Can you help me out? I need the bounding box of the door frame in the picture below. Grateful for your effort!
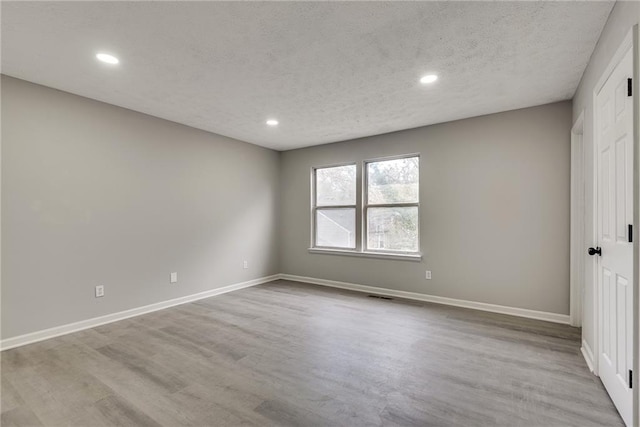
[570,111,585,328]
[590,27,637,424]
[633,24,639,427]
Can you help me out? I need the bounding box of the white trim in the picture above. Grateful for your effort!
[0,275,280,351]
[591,92,600,375]
[582,339,596,374]
[590,75,601,375]
[570,111,585,327]
[308,248,422,262]
[0,272,575,352]
[633,24,640,426]
[281,274,570,324]
[593,31,633,95]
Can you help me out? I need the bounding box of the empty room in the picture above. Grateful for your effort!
[1,1,639,426]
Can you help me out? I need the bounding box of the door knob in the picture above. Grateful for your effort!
[588,247,602,256]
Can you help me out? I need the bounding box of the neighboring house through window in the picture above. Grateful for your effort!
[365,156,419,253]
[313,164,357,249]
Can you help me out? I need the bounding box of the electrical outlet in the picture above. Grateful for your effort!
[170,272,178,283]
[425,270,432,280]
[95,285,105,298]
[243,260,248,269]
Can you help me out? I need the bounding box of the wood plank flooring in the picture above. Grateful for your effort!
[1,280,623,426]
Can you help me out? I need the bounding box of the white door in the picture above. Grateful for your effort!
[596,48,633,426]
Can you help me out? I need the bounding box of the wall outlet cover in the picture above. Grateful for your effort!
[95,285,105,298]
[170,272,178,283]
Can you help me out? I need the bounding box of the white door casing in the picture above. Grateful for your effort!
[571,113,585,328]
[596,48,634,426]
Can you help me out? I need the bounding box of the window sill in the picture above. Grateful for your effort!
[308,248,422,262]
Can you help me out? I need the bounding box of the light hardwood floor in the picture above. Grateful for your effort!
[1,280,623,426]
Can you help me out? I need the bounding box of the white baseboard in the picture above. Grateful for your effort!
[280,274,571,325]
[581,339,596,373]
[0,275,280,351]
[2,273,573,351]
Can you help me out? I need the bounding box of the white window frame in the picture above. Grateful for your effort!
[364,154,420,255]
[311,163,359,251]
[309,154,421,261]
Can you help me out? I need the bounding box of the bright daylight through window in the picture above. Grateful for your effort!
[312,156,419,255]
[314,164,357,249]
[366,156,419,252]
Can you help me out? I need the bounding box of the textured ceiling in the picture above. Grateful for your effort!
[1,1,614,151]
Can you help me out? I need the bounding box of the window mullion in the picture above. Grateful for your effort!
[363,160,371,252]
[355,162,363,252]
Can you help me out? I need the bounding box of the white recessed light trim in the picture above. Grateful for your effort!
[420,74,438,84]
[266,119,279,126]
[96,53,119,65]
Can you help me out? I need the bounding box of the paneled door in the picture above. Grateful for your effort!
[595,47,633,427]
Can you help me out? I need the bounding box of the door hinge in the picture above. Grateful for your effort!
[628,224,633,243]
[628,78,633,97]
[629,370,633,388]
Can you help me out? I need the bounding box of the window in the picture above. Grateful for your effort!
[366,157,419,253]
[313,164,357,249]
[312,155,420,257]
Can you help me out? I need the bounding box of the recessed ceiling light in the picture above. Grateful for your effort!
[420,74,438,84]
[266,119,279,126]
[96,53,119,65]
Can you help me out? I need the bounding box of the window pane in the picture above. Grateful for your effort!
[367,207,418,252]
[316,165,356,206]
[316,208,356,248]
[367,157,419,204]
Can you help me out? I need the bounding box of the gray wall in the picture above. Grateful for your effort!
[280,102,572,315]
[1,74,574,340]
[1,76,280,339]
[571,1,640,366]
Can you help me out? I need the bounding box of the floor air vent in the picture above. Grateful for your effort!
[368,295,393,300]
